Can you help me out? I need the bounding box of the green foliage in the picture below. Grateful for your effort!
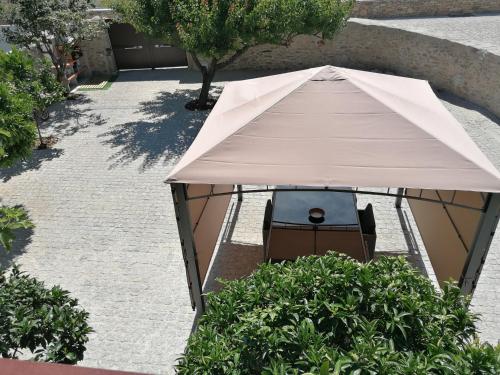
[0,206,33,251]
[172,0,353,59]
[5,0,106,83]
[178,253,500,374]
[109,0,354,106]
[111,0,353,59]
[0,81,37,166]
[0,265,92,363]
[0,49,65,113]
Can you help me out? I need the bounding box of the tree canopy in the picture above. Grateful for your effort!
[0,49,65,113]
[110,0,354,108]
[5,0,105,89]
[0,49,65,146]
[178,253,500,374]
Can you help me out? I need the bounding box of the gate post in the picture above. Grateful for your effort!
[460,193,500,294]
[171,183,205,317]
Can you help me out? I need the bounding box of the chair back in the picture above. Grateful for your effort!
[361,203,376,235]
[262,199,273,251]
[359,203,376,259]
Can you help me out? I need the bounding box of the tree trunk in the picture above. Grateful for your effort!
[197,60,216,108]
[56,64,70,93]
[39,43,70,93]
[198,72,213,108]
[33,111,46,149]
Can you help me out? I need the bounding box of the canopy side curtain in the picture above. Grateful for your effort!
[407,190,500,293]
[171,183,233,312]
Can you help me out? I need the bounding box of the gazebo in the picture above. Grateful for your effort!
[167,66,500,314]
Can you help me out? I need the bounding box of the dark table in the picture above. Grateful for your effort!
[267,186,367,261]
[272,186,359,226]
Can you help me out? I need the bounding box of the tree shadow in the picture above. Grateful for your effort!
[99,88,220,171]
[0,148,64,183]
[46,95,107,139]
[0,205,35,269]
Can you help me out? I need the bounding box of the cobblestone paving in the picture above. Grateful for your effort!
[0,69,209,374]
[0,69,499,374]
[355,14,500,55]
[439,93,500,344]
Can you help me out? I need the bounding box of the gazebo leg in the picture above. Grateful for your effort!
[237,185,243,202]
[171,183,205,318]
[395,188,405,208]
[460,193,500,294]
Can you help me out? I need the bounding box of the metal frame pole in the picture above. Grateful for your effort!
[395,188,405,208]
[186,187,482,212]
[171,183,205,316]
[237,184,243,202]
[460,193,500,294]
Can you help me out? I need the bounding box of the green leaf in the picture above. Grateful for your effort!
[320,360,330,375]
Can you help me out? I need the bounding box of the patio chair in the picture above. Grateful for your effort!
[358,203,376,260]
[263,199,273,255]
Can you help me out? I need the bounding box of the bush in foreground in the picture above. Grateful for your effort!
[178,253,500,374]
[0,266,92,363]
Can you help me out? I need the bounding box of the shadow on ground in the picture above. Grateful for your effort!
[114,67,283,84]
[48,95,107,138]
[204,201,264,293]
[0,148,64,183]
[0,205,35,269]
[437,89,500,125]
[99,89,219,171]
[388,207,429,278]
[1,95,107,182]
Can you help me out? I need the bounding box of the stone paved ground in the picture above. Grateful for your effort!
[439,93,500,344]
[355,14,500,55]
[0,69,499,374]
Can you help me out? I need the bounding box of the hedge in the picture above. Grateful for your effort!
[178,252,500,374]
[0,266,92,363]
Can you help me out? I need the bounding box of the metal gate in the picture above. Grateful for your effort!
[109,23,187,69]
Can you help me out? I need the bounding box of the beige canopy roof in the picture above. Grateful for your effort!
[167,66,500,192]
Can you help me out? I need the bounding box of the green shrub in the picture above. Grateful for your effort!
[0,48,65,113]
[0,81,37,167]
[0,266,92,363]
[0,206,34,251]
[178,253,500,374]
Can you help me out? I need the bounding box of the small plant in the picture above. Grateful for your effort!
[0,206,33,251]
[178,252,500,374]
[0,265,92,363]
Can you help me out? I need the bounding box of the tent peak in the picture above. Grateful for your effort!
[310,66,346,82]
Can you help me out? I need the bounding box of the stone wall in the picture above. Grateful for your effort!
[79,29,117,77]
[221,20,500,118]
[352,0,500,18]
[0,26,11,52]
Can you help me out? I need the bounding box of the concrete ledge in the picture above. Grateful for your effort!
[352,0,500,18]
[222,20,500,118]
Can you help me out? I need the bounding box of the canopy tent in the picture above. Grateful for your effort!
[168,66,500,315]
[167,66,500,192]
